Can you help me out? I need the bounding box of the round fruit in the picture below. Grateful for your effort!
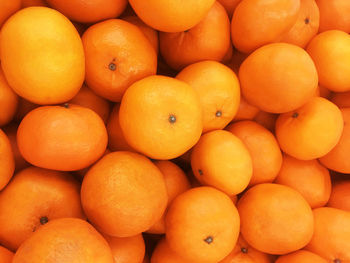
[0,68,18,126]
[327,180,350,212]
[275,250,327,263]
[0,0,21,27]
[0,129,14,191]
[317,0,350,33]
[0,246,13,263]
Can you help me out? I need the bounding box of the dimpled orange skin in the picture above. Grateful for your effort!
[276,97,343,160]
[17,104,108,171]
[275,250,327,263]
[12,218,114,263]
[160,2,231,71]
[237,183,314,255]
[0,68,18,126]
[319,108,350,173]
[81,151,168,237]
[231,0,300,53]
[166,187,240,263]
[0,246,13,263]
[0,0,21,27]
[316,0,350,33]
[281,0,320,48]
[227,121,282,186]
[0,7,85,105]
[327,181,350,212]
[239,43,318,113]
[306,207,350,262]
[191,130,253,196]
[176,61,240,133]
[0,129,14,191]
[275,154,331,208]
[0,167,85,251]
[128,0,216,32]
[82,19,157,102]
[306,30,350,92]
[46,0,127,23]
[119,75,202,160]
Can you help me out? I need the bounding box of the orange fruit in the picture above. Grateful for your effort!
[0,166,85,251]
[331,91,350,108]
[233,96,259,121]
[81,151,168,237]
[176,60,240,133]
[17,104,108,171]
[0,246,13,263]
[274,154,331,208]
[319,108,350,173]
[119,75,202,160]
[148,160,191,234]
[68,84,111,124]
[307,30,350,92]
[191,130,253,195]
[227,121,282,186]
[166,186,240,262]
[306,207,350,262]
[0,7,85,105]
[275,250,327,263]
[0,129,14,191]
[327,180,350,212]
[128,0,216,32]
[123,15,159,54]
[281,0,320,48]
[12,218,114,263]
[159,2,230,71]
[103,234,145,263]
[218,0,241,18]
[82,19,157,102]
[237,183,314,254]
[253,111,278,132]
[276,97,343,160]
[0,0,21,27]
[239,43,318,113]
[0,66,18,126]
[107,104,135,152]
[21,0,48,7]
[151,238,193,263]
[231,0,300,53]
[317,0,350,33]
[46,0,127,23]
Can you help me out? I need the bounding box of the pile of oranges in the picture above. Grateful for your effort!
[0,0,350,262]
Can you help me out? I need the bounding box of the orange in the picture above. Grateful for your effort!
[237,183,314,254]
[46,0,127,23]
[307,30,350,92]
[12,218,114,263]
[151,238,194,263]
[17,104,108,171]
[191,130,253,195]
[128,0,216,32]
[82,19,157,102]
[253,111,278,132]
[0,7,85,105]
[306,207,350,262]
[103,234,145,263]
[327,180,350,212]
[227,121,282,186]
[119,75,202,160]
[0,166,85,251]
[274,154,331,208]
[218,0,241,18]
[159,2,230,71]
[107,104,134,152]
[21,0,47,7]
[239,43,318,113]
[176,61,240,133]
[233,96,259,121]
[81,151,168,237]
[231,0,300,53]
[148,160,191,234]
[331,91,350,108]
[319,108,350,173]
[317,0,350,33]
[68,84,111,124]
[276,97,343,160]
[0,129,14,191]
[2,124,29,172]
[275,250,327,263]
[220,235,274,263]
[281,0,320,48]
[123,15,159,54]
[0,246,13,263]
[0,66,18,126]
[166,186,240,262]
[0,0,21,27]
